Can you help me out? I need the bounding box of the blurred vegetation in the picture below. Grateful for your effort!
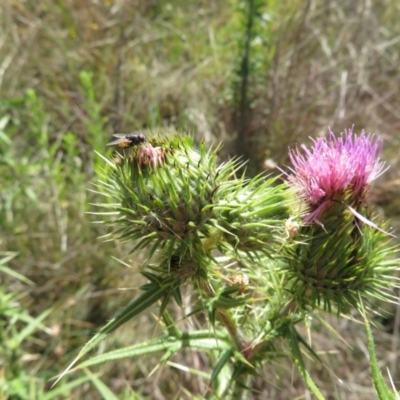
[0,0,400,398]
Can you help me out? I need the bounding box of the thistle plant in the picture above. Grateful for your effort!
[59,129,399,398]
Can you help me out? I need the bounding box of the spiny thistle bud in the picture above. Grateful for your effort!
[94,132,296,283]
[96,135,221,264]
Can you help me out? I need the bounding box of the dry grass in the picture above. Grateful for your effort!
[1,0,400,398]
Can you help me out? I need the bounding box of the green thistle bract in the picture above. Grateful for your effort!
[284,201,398,313]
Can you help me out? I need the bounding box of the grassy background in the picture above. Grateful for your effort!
[1,0,400,398]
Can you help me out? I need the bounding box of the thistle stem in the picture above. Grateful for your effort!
[199,279,246,349]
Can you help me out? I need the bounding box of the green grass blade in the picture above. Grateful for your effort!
[85,370,120,400]
[14,308,53,346]
[43,377,92,400]
[287,325,325,400]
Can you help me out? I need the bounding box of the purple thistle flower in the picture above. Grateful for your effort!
[287,127,387,223]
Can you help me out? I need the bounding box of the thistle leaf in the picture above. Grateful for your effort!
[210,348,234,384]
[362,311,396,400]
[53,279,175,386]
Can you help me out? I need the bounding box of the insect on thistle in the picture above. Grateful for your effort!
[106,133,147,149]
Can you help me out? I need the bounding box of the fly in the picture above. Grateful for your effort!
[106,133,147,149]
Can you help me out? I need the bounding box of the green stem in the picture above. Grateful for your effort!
[199,279,245,349]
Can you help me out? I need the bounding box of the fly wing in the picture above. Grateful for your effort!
[106,138,121,146]
[113,131,142,138]
[106,138,129,147]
